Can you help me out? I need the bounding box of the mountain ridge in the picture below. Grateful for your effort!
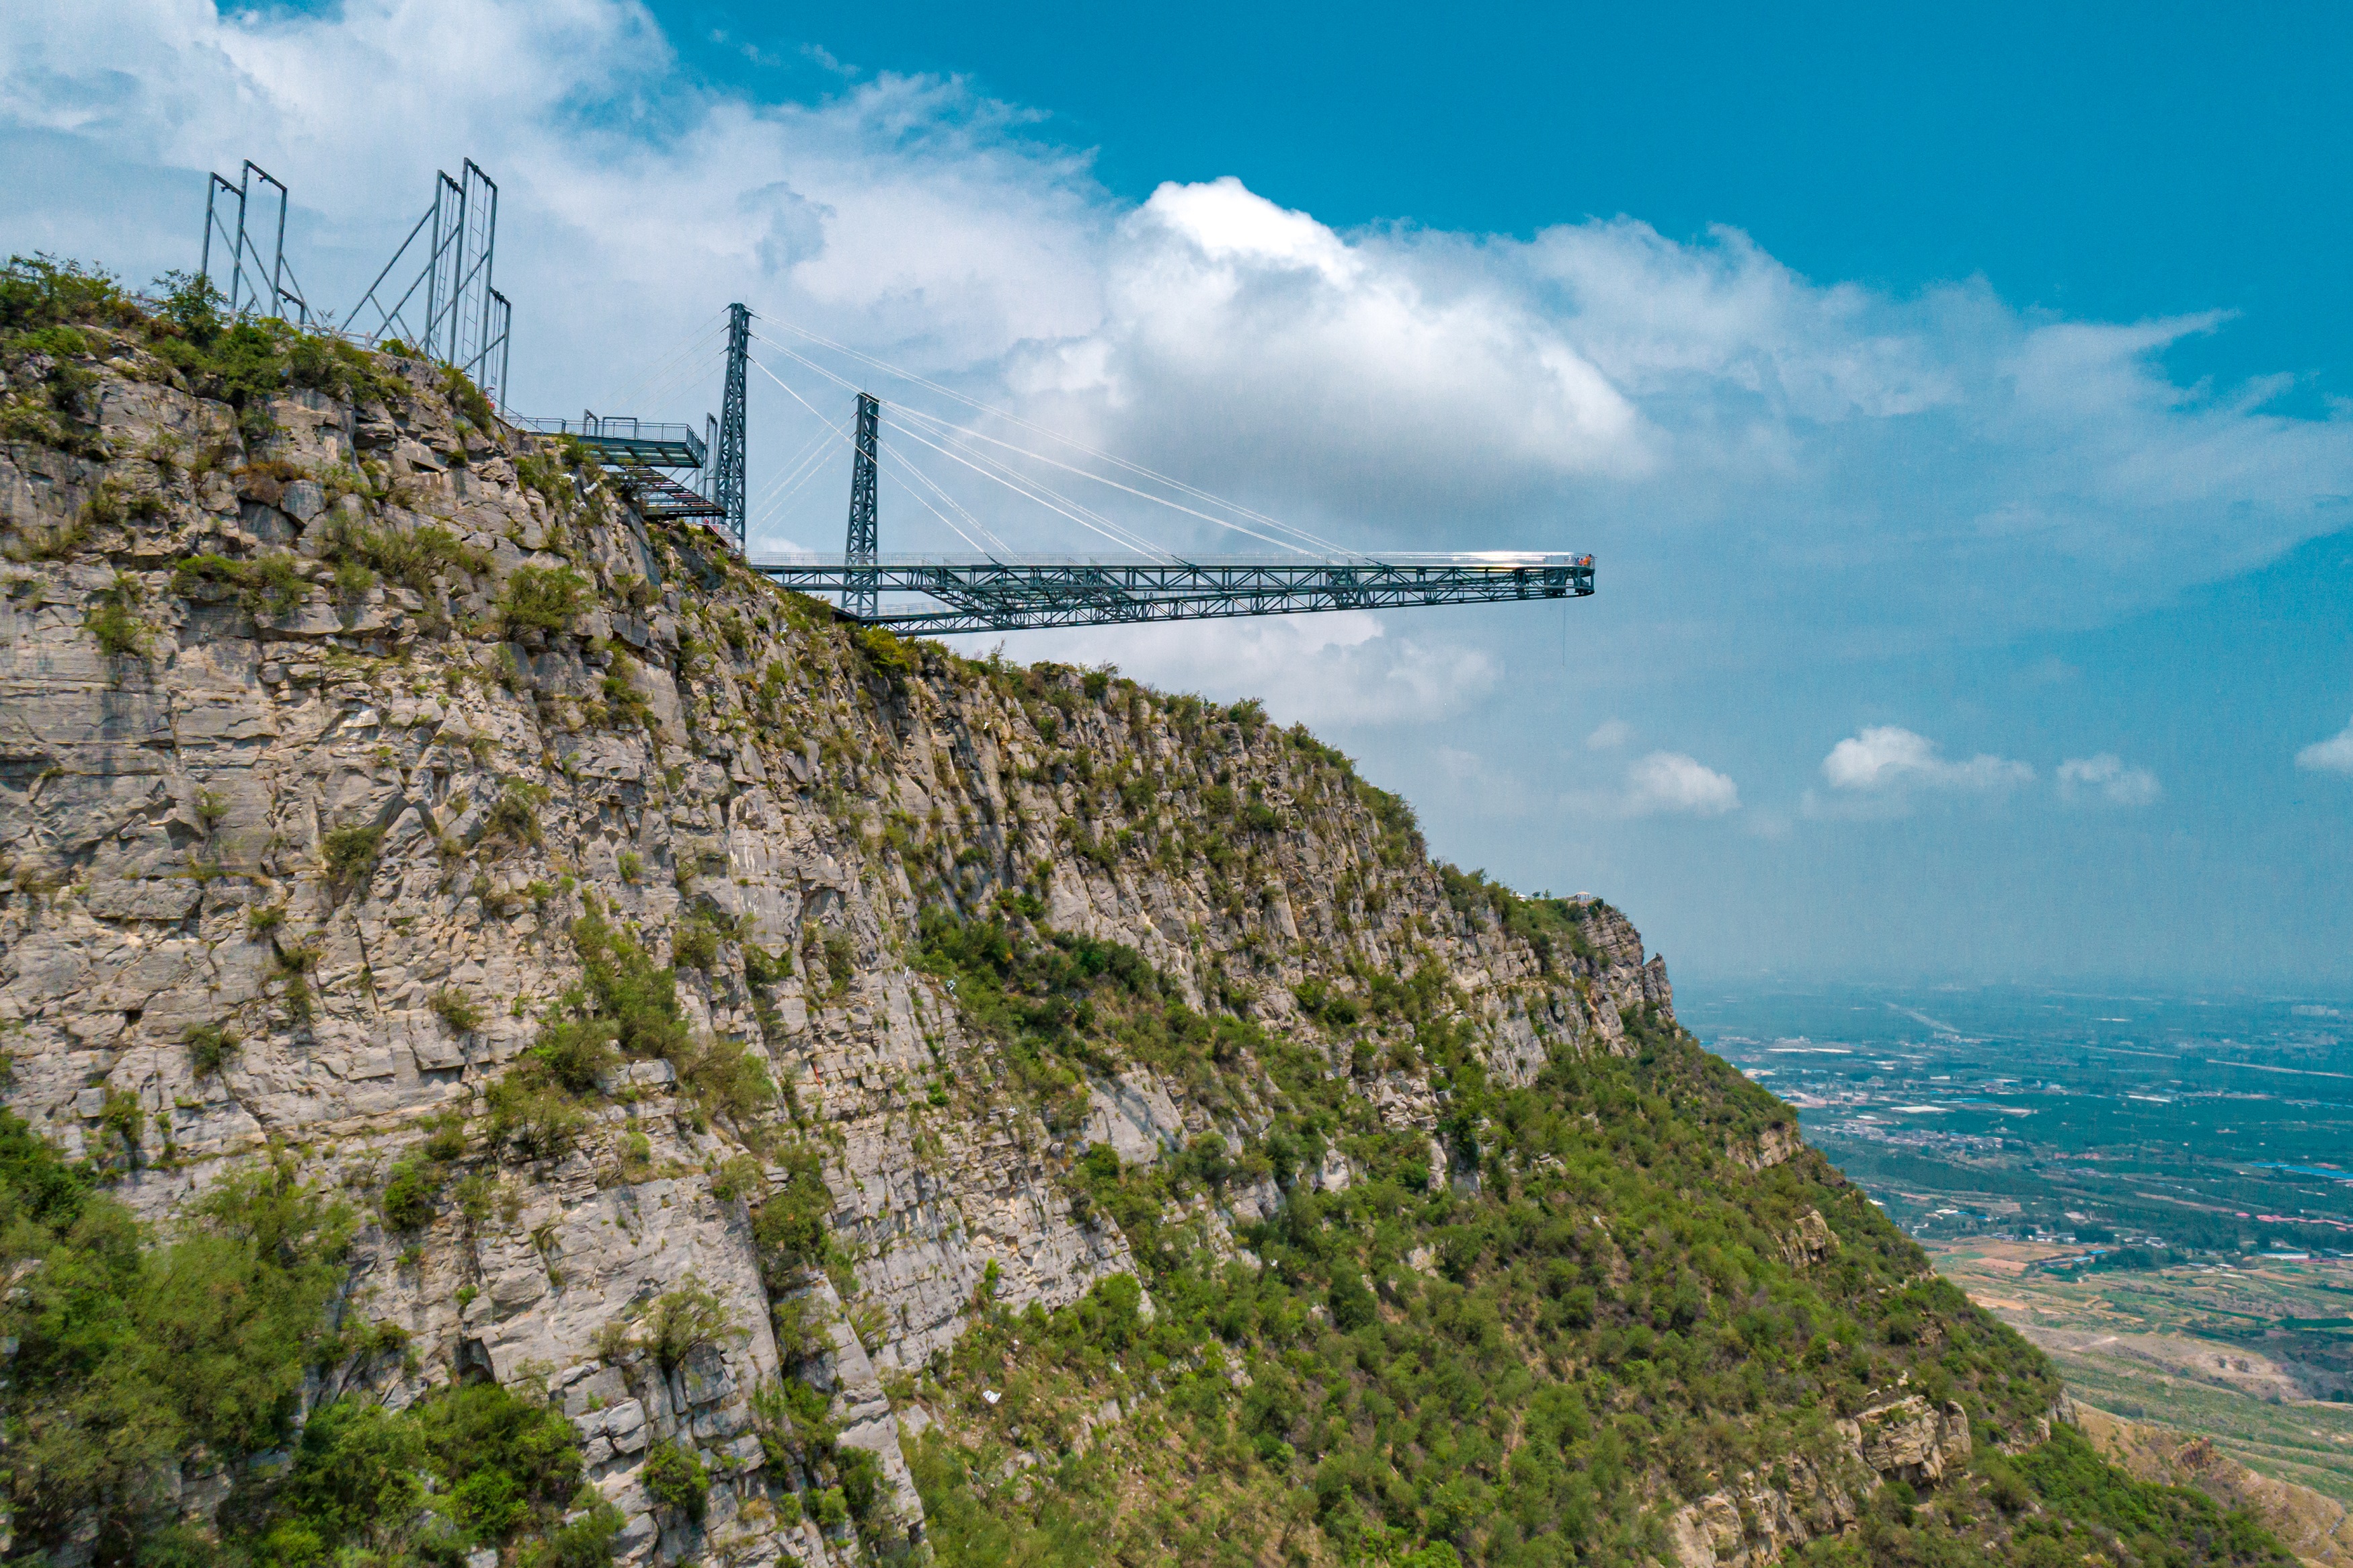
[0,257,2292,1568]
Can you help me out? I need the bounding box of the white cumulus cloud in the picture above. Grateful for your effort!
[2057,753,2162,807]
[1585,718,1632,750]
[0,0,1113,422]
[7,0,2351,630]
[1821,727,2034,794]
[1623,751,1741,817]
[2297,718,2353,776]
[1008,176,1648,520]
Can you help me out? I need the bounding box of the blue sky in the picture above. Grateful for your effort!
[5,0,2350,984]
[677,1,2353,406]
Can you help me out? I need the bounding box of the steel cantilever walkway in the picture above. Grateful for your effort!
[746,553,1595,634]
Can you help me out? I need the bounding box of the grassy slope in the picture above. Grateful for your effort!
[895,915,2288,1568]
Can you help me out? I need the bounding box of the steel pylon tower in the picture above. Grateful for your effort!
[844,392,880,618]
[715,302,750,550]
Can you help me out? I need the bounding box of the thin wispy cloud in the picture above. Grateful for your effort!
[1586,718,1633,750]
[2057,753,2161,807]
[2298,718,2353,776]
[1434,747,1541,819]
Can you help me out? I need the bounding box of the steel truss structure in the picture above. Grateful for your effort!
[713,304,750,550]
[200,161,310,323]
[536,341,1597,633]
[346,159,512,407]
[512,302,748,541]
[508,413,725,521]
[749,554,1595,634]
[842,392,881,618]
[609,463,727,522]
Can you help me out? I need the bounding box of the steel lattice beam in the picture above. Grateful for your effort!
[715,303,750,551]
[749,556,1593,634]
[610,463,727,521]
[842,393,880,618]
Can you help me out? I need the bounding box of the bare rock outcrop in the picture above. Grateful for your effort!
[1666,1397,1970,1568]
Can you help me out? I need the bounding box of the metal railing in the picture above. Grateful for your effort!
[510,413,707,468]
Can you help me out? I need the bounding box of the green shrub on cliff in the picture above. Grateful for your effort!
[84,571,148,656]
[500,564,590,633]
[643,1440,711,1520]
[323,821,385,893]
[0,1125,354,1554]
[0,1109,612,1565]
[317,513,493,595]
[170,549,311,618]
[1,255,138,335]
[488,905,778,1153]
[753,1140,840,1286]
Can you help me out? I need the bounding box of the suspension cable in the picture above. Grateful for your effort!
[889,402,1338,559]
[749,318,1358,555]
[744,422,841,532]
[598,314,729,417]
[887,417,1169,557]
[754,339,1158,556]
[880,454,991,554]
[742,354,859,538]
[884,444,1012,555]
[754,337,1174,553]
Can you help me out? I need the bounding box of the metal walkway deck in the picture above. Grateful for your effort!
[748,552,1595,633]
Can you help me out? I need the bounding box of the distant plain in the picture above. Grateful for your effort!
[1684,980,2353,1498]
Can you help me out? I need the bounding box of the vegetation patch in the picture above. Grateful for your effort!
[902,903,2276,1568]
[323,821,385,895]
[0,1128,360,1557]
[182,1021,239,1077]
[83,571,148,657]
[500,565,590,634]
[487,906,775,1153]
[431,986,484,1033]
[313,511,464,585]
[171,550,311,619]
[643,1439,710,1521]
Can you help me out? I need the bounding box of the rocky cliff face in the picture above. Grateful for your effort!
[0,301,1670,1563]
[0,272,2235,1568]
